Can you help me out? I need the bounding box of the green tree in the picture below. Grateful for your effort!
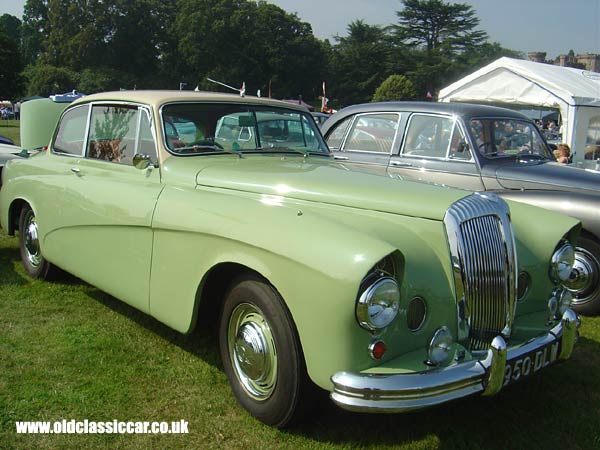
[22,0,176,93]
[394,0,488,94]
[23,63,77,97]
[0,28,23,99]
[175,0,325,99]
[453,42,522,78]
[0,14,22,43]
[21,0,49,67]
[372,74,416,102]
[329,20,393,106]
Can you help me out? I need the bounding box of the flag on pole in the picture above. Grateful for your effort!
[321,81,329,112]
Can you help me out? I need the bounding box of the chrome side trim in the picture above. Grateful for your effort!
[330,310,576,413]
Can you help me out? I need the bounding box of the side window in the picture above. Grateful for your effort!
[87,105,139,165]
[53,105,89,156]
[402,115,453,158]
[344,114,399,153]
[325,116,353,149]
[448,124,471,160]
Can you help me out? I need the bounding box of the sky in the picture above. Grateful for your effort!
[1,0,599,57]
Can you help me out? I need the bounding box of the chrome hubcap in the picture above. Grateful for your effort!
[568,246,600,305]
[23,211,41,267]
[228,303,277,400]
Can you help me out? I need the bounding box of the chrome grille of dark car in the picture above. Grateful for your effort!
[444,193,517,352]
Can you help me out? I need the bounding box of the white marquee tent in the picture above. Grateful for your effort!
[439,57,600,163]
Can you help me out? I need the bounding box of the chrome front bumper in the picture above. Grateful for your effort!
[330,309,579,413]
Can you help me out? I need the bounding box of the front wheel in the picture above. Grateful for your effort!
[18,205,60,280]
[218,276,314,428]
[569,235,600,315]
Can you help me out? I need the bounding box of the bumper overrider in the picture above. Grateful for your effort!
[331,309,579,413]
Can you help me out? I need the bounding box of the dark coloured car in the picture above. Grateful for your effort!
[311,112,331,128]
[322,102,600,314]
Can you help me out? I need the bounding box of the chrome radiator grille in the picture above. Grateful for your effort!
[444,193,517,351]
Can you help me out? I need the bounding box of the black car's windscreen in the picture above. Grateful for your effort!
[161,103,329,155]
[469,118,553,160]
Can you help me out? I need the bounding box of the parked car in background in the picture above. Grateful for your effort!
[0,143,24,186]
[311,111,331,128]
[0,135,14,145]
[0,106,15,120]
[0,91,580,427]
[322,101,600,315]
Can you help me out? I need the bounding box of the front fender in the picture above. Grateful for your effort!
[497,190,600,239]
[148,184,458,389]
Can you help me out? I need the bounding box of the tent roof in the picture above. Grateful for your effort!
[439,57,600,108]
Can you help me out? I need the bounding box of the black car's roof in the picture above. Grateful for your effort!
[325,101,529,128]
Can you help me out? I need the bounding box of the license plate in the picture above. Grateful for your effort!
[502,340,560,387]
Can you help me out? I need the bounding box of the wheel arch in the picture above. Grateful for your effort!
[7,198,30,235]
[189,262,265,336]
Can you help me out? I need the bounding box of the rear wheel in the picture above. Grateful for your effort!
[218,276,314,428]
[569,234,600,315]
[18,205,60,280]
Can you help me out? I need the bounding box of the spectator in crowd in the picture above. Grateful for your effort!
[554,143,571,164]
[14,101,21,120]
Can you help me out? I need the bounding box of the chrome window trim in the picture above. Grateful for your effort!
[158,101,329,157]
[467,116,553,160]
[340,112,402,155]
[326,115,355,150]
[400,113,476,163]
[51,104,91,158]
[81,102,157,165]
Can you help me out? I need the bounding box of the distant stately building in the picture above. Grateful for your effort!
[527,51,600,73]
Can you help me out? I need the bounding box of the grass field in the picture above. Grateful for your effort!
[1,230,599,449]
[0,120,21,146]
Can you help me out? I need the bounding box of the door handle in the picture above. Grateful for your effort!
[390,161,412,167]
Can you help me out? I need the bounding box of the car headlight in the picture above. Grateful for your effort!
[356,277,400,331]
[550,241,575,284]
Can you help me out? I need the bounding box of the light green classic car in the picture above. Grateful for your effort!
[0,91,581,427]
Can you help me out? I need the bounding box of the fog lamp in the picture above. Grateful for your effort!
[558,289,573,316]
[427,326,454,366]
[550,242,575,284]
[548,295,559,320]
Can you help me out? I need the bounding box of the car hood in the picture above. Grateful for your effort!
[162,154,469,221]
[496,160,600,193]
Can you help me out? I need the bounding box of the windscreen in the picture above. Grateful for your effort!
[469,118,553,160]
[162,103,329,156]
